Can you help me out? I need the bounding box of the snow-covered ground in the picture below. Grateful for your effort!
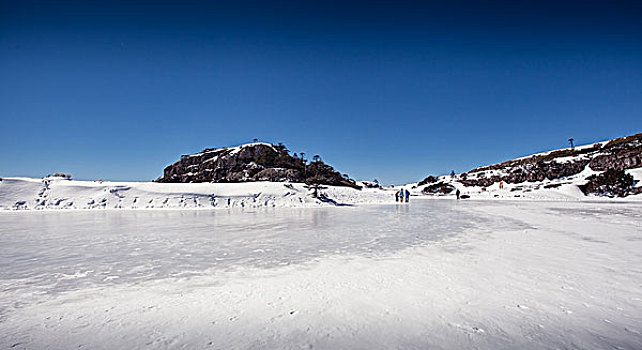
[0,177,392,211]
[409,166,642,201]
[1,199,641,349]
[1,173,640,213]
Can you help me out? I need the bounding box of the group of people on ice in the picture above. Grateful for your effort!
[394,187,464,202]
[395,188,462,201]
[395,189,410,202]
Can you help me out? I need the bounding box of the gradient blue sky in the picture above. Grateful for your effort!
[1,1,641,184]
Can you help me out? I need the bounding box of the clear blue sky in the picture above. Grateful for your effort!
[1,1,641,184]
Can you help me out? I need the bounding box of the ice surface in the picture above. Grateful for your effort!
[1,200,641,349]
[0,202,513,295]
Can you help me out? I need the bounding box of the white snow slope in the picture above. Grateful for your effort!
[0,177,391,211]
[1,200,641,349]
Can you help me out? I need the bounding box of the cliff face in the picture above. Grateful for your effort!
[156,143,360,189]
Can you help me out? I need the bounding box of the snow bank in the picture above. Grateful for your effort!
[2,170,640,212]
[0,177,392,211]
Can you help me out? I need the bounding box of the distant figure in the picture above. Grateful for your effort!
[499,181,504,190]
[405,189,410,202]
[395,191,400,202]
[456,189,461,200]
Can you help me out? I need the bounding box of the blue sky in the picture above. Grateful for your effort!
[1,1,641,184]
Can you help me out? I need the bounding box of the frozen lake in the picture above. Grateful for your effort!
[0,201,523,294]
[1,200,641,349]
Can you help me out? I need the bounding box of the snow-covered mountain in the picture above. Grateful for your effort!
[414,133,642,199]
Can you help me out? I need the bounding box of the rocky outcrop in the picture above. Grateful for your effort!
[422,182,456,195]
[578,169,640,197]
[587,133,642,171]
[461,133,642,188]
[589,152,642,171]
[156,143,360,189]
[460,160,589,187]
[417,175,439,187]
[360,181,382,189]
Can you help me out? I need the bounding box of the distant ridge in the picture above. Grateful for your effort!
[417,133,642,198]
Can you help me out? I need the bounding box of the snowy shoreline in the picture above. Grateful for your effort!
[1,176,640,211]
[0,177,390,211]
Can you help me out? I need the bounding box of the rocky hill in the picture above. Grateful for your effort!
[156,142,360,189]
[418,133,642,198]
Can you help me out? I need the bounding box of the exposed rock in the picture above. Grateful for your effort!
[543,183,564,189]
[417,175,439,187]
[156,142,360,189]
[422,182,456,195]
[588,151,642,171]
[360,181,382,189]
[578,168,636,197]
[461,133,642,188]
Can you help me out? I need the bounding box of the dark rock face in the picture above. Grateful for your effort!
[460,176,499,188]
[360,181,382,189]
[588,134,642,171]
[422,182,456,195]
[417,175,439,187]
[461,133,642,188]
[579,169,638,197]
[588,152,642,172]
[461,158,591,188]
[156,143,360,189]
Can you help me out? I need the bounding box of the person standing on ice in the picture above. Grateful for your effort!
[395,190,399,202]
[405,189,410,202]
[456,189,461,200]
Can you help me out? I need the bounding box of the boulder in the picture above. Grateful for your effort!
[422,182,456,195]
